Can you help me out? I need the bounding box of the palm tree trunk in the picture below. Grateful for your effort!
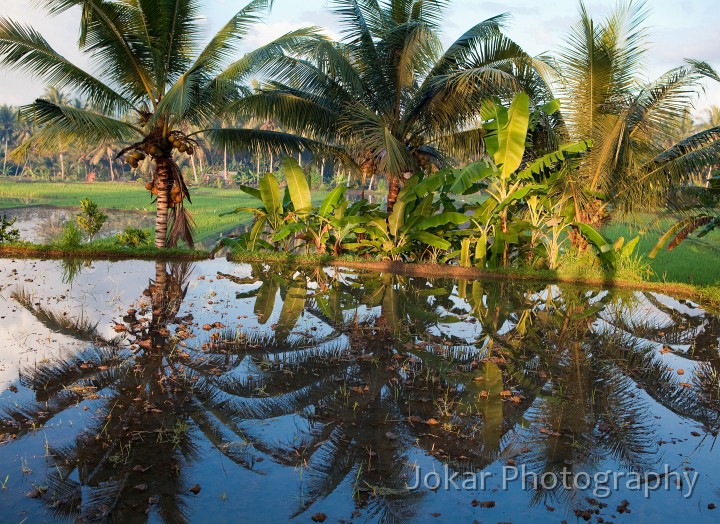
[59,153,65,180]
[190,154,198,184]
[107,150,115,182]
[2,137,7,175]
[154,157,171,248]
[223,145,228,182]
[386,176,400,213]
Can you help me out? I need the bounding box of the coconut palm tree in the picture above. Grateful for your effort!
[556,0,720,227]
[214,0,555,212]
[701,105,720,129]
[0,0,315,247]
[41,86,72,179]
[0,104,17,175]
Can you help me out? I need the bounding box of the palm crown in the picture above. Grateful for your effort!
[556,0,720,224]
[218,0,556,211]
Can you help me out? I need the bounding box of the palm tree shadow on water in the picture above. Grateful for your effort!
[1,263,720,522]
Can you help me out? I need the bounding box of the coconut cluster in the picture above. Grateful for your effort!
[125,132,195,169]
[167,133,195,156]
[125,132,197,207]
[125,150,146,169]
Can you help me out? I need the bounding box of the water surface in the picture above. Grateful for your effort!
[0,258,719,523]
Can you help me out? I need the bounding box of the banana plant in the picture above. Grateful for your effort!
[274,182,376,255]
[217,157,315,252]
[575,222,641,267]
[524,195,575,269]
[355,175,468,260]
[448,94,592,268]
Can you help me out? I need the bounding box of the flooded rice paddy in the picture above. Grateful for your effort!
[0,258,719,523]
[0,205,153,244]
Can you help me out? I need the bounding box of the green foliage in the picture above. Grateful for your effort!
[218,158,374,255]
[0,214,20,243]
[116,227,151,248]
[219,91,641,272]
[575,223,644,269]
[439,93,592,270]
[76,198,108,241]
[221,109,600,270]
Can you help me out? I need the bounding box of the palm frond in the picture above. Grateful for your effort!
[619,126,720,208]
[133,0,203,93]
[232,90,340,139]
[194,0,273,75]
[12,99,141,159]
[210,28,326,92]
[425,14,507,78]
[627,61,720,146]
[69,0,157,103]
[0,16,134,115]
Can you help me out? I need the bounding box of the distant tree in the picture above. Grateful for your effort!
[0,104,16,175]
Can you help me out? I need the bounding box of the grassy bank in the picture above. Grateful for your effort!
[604,213,720,285]
[0,179,717,287]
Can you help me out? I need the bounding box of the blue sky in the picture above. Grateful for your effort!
[2,0,719,117]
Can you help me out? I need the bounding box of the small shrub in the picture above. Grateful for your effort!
[116,227,151,247]
[76,198,108,241]
[58,221,82,249]
[0,214,20,244]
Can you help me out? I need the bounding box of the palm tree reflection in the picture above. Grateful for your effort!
[2,263,719,522]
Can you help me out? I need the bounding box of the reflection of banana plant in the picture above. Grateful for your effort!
[215,268,539,518]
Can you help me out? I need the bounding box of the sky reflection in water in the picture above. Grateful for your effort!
[0,258,719,523]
